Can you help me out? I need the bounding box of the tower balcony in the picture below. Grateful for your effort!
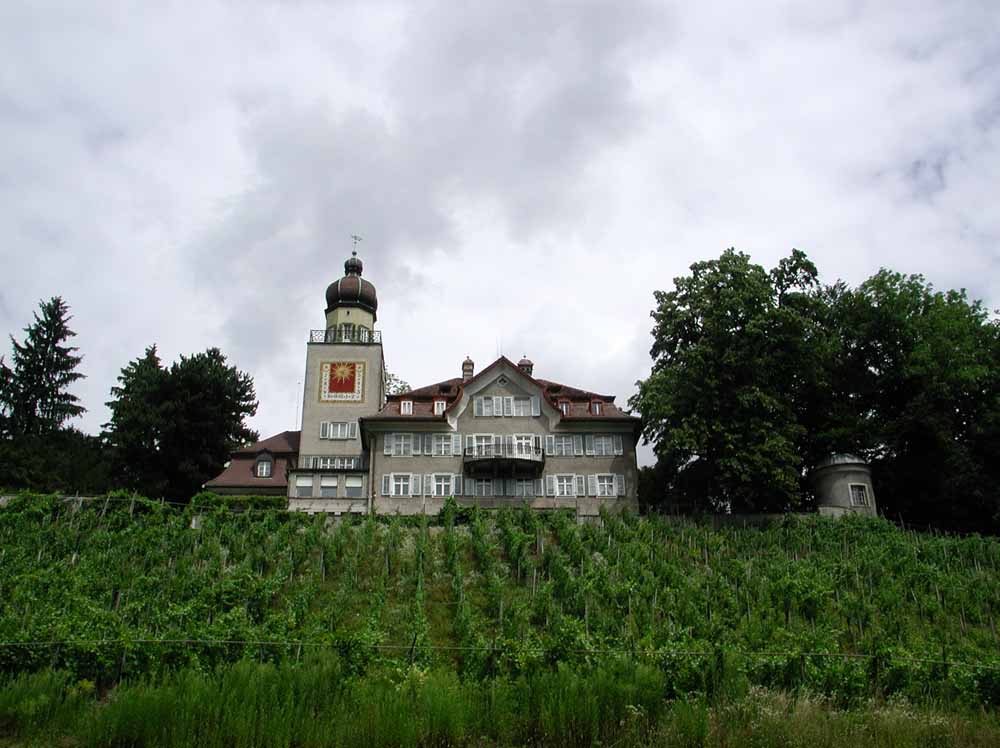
[309,328,382,344]
[463,443,545,478]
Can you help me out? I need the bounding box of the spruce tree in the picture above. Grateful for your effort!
[6,297,85,435]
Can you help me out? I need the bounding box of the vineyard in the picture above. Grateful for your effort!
[2,493,1000,746]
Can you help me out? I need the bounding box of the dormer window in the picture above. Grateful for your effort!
[559,400,570,416]
[255,458,272,478]
[433,400,446,415]
[591,401,602,415]
[401,400,413,415]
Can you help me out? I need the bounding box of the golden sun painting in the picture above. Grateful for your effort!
[320,361,364,401]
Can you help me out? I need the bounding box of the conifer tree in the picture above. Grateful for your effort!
[4,297,85,435]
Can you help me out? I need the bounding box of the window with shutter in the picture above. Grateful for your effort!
[503,397,513,416]
[574,475,586,497]
[453,475,462,496]
[545,475,556,496]
[411,474,421,497]
[615,474,626,496]
[534,478,544,496]
[596,475,615,497]
[474,397,484,417]
[320,422,329,439]
[585,434,596,455]
[531,396,541,416]
[545,435,555,455]
[513,397,530,416]
[587,475,598,497]
[381,474,391,496]
[493,396,502,416]
[452,434,462,455]
[556,475,575,497]
[464,477,474,497]
[465,435,474,455]
[433,400,446,415]
[424,474,433,497]
[410,434,421,456]
[482,397,494,417]
[349,421,358,439]
[400,400,413,415]
[384,434,393,455]
[423,434,432,454]
[613,434,623,455]
[574,435,584,456]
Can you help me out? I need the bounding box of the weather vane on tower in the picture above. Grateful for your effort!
[350,234,363,255]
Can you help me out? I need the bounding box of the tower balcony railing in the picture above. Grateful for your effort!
[309,328,382,344]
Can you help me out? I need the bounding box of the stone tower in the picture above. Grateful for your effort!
[288,252,385,512]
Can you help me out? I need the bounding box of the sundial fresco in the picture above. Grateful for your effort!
[319,361,365,402]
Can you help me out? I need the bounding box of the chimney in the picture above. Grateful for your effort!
[462,356,475,382]
[517,355,534,377]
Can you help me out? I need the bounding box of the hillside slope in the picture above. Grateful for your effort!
[1,494,998,705]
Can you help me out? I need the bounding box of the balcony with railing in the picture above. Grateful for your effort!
[298,454,368,471]
[309,328,382,344]
[463,441,545,478]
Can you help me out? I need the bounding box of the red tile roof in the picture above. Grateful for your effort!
[205,454,294,490]
[370,357,638,423]
[232,430,300,456]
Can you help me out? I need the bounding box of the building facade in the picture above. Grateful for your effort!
[210,252,640,516]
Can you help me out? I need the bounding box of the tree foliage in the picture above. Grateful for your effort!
[1,297,85,436]
[103,346,258,499]
[630,249,827,513]
[633,250,1000,531]
[385,371,411,395]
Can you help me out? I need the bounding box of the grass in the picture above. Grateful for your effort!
[1,659,999,747]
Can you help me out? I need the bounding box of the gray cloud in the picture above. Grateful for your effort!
[1,0,999,464]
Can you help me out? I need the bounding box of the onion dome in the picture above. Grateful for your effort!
[325,251,378,319]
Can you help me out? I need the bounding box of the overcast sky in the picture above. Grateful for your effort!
[2,1,999,464]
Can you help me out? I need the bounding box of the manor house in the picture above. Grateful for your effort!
[206,253,641,516]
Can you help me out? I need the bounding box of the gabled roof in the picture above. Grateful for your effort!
[368,356,638,422]
[232,430,300,456]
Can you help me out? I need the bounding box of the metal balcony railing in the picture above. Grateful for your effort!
[309,328,382,344]
[464,444,545,462]
[298,455,368,470]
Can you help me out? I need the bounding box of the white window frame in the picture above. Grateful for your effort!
[320,476,338,498]
[556,474,575,497]
[294,476,313,498]
[474,478,493,497]
[255,459,272,478]
[591,401,602,415]
[593,435,615,457]
[481,396,494,417]
[433,399,446,415]
[392,474,411,497]
[513,397,531,417]
[514,434,534,457]
[596,474,615,497]
[552,435,574,457]
[433,474,453,497]
[849,483,870,507]
[391,433,412,456]
[343,476,363,498]
[432,433,452,456]
[400,400,413,415]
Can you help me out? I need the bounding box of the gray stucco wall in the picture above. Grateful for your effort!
[812,463,877,517]
[367,374,639,516]
[291,339,384,501]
